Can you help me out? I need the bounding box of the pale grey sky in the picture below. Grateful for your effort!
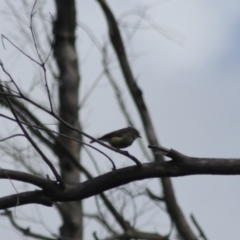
[1,0,240,239]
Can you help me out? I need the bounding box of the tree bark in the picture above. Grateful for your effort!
[53,0,82,239]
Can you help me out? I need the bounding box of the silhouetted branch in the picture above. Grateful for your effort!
[190,214,208,240]
[2,209,57,240]
[102,230,166,240]
[0,168,59,191]
[97,1,197,239]
[145,188,165,202]
[0,82,64,187]
[1,154,240,209]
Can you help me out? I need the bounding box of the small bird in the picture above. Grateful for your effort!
[90,127,141,149]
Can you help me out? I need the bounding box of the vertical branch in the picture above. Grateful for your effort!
[53,0,82,239]
[29,0,54,111]
[97,0,161,150]
[102,46,152,162]
[97,1,198,239]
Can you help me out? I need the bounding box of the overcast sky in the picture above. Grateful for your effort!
[1,1,240,239]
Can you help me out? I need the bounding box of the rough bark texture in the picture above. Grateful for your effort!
[53,0,82,239]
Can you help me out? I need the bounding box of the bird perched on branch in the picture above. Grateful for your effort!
[90,127,141,149]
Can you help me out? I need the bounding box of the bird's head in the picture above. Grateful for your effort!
[128,127,141,140]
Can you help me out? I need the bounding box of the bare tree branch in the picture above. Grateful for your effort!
[2,209,57,240]
[0,168,59,191]
[190,214,208,240]
[96,1,197,239]
[1,153,240,209]
[0,82,64,187]
[103,230,167,240]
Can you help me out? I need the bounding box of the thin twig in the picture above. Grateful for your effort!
[29,124,117,170]
[29,0,53,111]
[1,61,140,166]
[2,209,57,240]
[29,0,43,63]
[190,214,208,240]
[1,35,40,65]
[2,88,64,187]
[0,134,25,142]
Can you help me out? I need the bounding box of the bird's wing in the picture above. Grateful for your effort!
[99,128,126,139]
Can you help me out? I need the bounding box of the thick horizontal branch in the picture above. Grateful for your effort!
[103,230,166,240]
[0,169,58,191]
[0,148,240,209]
